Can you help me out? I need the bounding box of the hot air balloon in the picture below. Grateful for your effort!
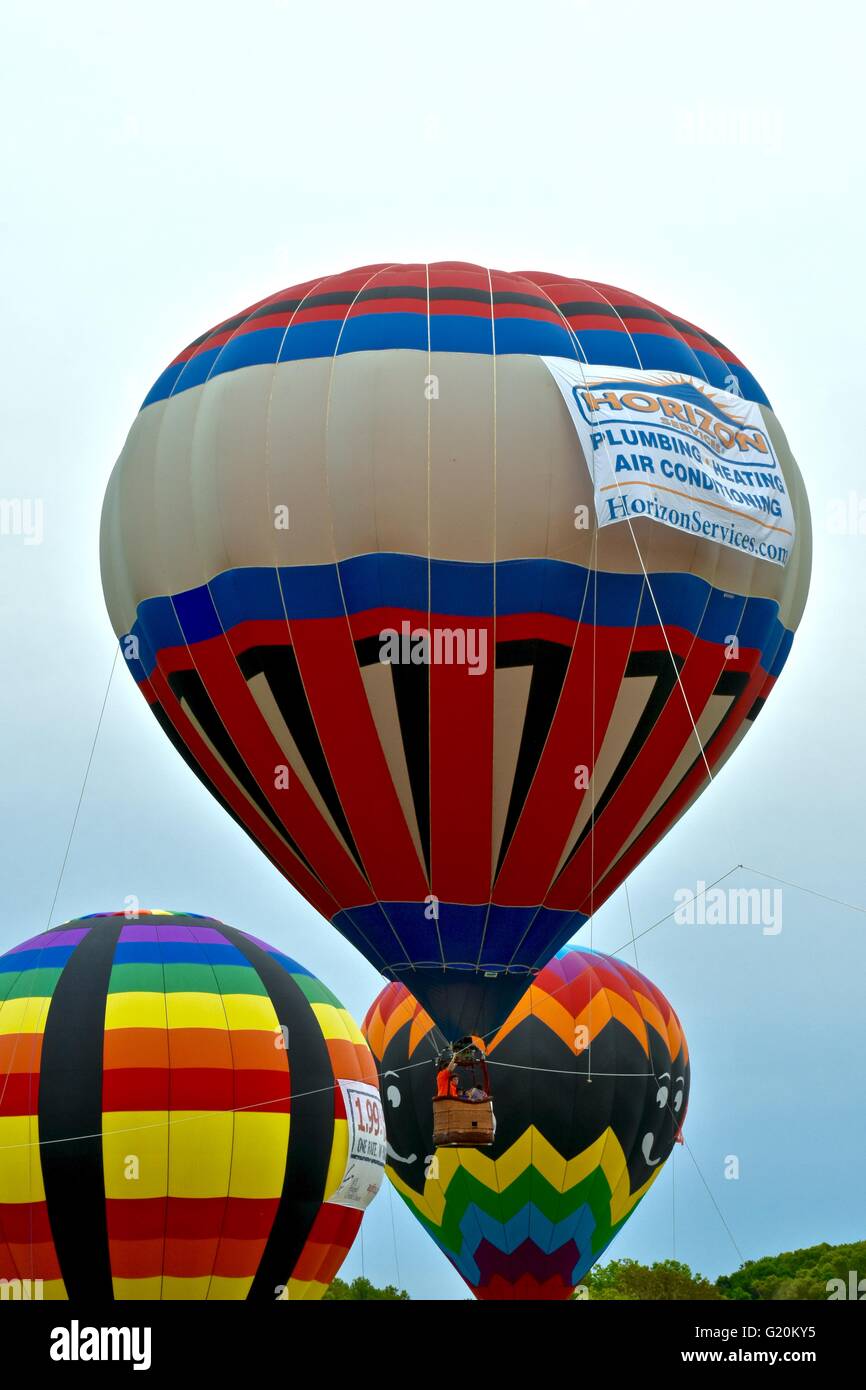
[362,945,689,1300]
[100,263,811,1039]
[0,911,385,1300]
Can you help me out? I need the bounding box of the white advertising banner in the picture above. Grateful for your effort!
[541,358,795,567]
[329,1080,387,1211]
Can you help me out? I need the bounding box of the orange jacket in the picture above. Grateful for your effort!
[436,1068,461,1098]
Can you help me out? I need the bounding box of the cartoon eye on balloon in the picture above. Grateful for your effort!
[101,262,810,1044]
[363,944,691,1300]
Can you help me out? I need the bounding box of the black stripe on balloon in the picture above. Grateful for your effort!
[164,669,322,882]
[211,925,335,1303]
[355,634,431,879]
[38,919,123,1301]
[588,666,753,898]
[187,286,725,348]
[559,649,683,873]
[666,316,726,350]
[184,312,250,348]
[236,645,367,879]
[638,668,752,812]
[238,285,563,321]
[556,300,619,318]
[493,638,571,882]
[554,301,712,346]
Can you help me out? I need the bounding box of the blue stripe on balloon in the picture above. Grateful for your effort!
[139,317,770,407]
[329,900,584,974]
[339,552,429,615]
[141,361,185,408]
[122,556,787,681]
[173,583,223,644]
[279,563,346,619]
[339,311,429,354]
[769,626,793,679]
[448,1200,598,1286]
[0,946,79,973]
[171,346,222,395]
[507,906,589,969]
[211,566,286,629]
[265,949,313,977]
[112,942,247,965]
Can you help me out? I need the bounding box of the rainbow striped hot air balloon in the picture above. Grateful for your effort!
[363,946,689,1300]
[0,911,384,1300]
[101,262,811,1040]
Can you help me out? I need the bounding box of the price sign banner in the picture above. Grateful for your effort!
[330,1080,387,1211]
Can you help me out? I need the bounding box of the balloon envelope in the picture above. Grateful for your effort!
[0,910,382,1300]
[101,263,810,1037]
[363,945,690,1300]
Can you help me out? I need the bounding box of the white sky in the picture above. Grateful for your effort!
[1,0,864,1298]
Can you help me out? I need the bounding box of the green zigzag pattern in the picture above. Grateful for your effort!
[391,1158,639,1262]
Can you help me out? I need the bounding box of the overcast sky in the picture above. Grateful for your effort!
[1,0,864,1298]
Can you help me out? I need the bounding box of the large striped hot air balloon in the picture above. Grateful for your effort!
[100,262,811,1039]
[362,946,689,1300]
[0,911,384,1300]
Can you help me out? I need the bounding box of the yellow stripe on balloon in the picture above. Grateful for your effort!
[220,993,280,1032]
[112,1276,163,1300]
[0,996,51,1035]
[336,1009,367,1049]
[104,992,168,1030]
[285,1275,328,1301]
[0,1115,45,1201]
[309,1002,348,1042]
[524,1129,568,1191]
[610,1159,660,1222]
[41,1277,69,1300]
[164,992,231,1031]
[102,1110,168,1199]
[168,1109,234,1198]
[228,1112,289,1198]
[207,1275,255,1300]
[562,1131,609,1191]
[161,1275,212,1300]
[323,1117,349,1201]
[386,1163,444,1228]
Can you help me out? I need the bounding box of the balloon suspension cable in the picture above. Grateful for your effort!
[44,647,119,932]
[495,289,737,1021]
[388,1183,402,1289]
[623,877,639,970]
[0,1061,433,1154]
[472,856,866,1049]
[563,313,742,882]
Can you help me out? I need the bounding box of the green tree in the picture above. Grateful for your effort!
[581,1258,724,1301]
[324,1276,410,1300]
[717,1240,866,1302]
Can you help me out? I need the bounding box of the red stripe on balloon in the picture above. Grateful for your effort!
[289,615,430,902]
[429,619,495,904]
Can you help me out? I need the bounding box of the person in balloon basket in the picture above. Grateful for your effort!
[436,1053,460,1098]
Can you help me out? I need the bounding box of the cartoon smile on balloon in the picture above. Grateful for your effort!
[363,945,691,1300]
